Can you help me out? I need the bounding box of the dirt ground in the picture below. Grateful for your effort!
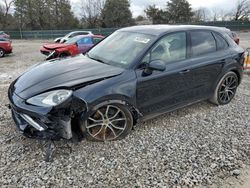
[0,32,250,187]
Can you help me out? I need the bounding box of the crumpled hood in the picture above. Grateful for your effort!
[43,43,71,50]
[14,55,124,99]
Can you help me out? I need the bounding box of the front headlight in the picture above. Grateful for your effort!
[26,90,72,107]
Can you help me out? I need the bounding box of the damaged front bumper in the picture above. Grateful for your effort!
[8,89,86,140]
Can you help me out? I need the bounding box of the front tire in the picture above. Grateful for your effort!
[0,48,5,57]
[80,103,133,141]
[210,71,239,105]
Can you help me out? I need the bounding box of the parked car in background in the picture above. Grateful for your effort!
[41,35,104,60]
[0,31,10,39]
[0,38,12,57]
[54,31,93,43]
[230,31,240,45]
[9,25,244,142]
[221,28,240,45]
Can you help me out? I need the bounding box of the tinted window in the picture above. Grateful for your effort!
[213,32,229,50]
[190,31,216,57]
[142,32,187,64]
[93,37,103,44]
[80,32,90,35]
[78,37,93,45]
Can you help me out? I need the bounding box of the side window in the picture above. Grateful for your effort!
[212,32,229,51]
[190,31,216,57]
[83,37,93,44]
[69,33,76,38]
[141,32,187,64]
[93,37,103,44]
[78,37,93,45]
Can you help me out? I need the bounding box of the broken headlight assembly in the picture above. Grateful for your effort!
[26,89,72,107]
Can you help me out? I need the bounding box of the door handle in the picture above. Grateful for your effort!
[179,69,190,74]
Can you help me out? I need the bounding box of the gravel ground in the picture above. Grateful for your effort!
[0,35,250,187]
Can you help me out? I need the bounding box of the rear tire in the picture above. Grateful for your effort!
[0,48,5,57]
[210,71,239,105]
[80,103,133,142]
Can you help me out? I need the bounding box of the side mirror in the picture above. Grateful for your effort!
[142,60,166,76]
[148,60,166,71]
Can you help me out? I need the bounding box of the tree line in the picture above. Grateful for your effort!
[0,0,249,30]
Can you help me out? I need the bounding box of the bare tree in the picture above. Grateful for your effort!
[211,8,230,21]
[3,0,14,17]
[79,0,105,28]
[193,7,211,22]
[0,0,14,28]
[233,0,250,20]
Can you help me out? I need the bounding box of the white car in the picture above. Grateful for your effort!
[54,31,93,43]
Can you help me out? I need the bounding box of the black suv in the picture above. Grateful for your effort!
[8,25,245,141]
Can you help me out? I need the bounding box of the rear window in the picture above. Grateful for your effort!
[213,32,229,50]
[190,31,216,57]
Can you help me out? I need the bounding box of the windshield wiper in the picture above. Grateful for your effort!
[86,53,109,65]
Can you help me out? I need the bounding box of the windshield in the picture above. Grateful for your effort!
[87,31,155,68]
[65,36,80,44]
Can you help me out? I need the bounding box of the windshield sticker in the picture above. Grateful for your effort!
[134,37,150,44]
[120,61,127,64]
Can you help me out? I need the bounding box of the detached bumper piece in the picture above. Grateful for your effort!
[11,110,72,140]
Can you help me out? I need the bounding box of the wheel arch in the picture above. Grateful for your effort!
[0,47,5,52]
[81,95,142,125]
[229,68,242,84]
[212,65,243,92]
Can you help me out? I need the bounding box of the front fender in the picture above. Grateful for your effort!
[72,70,140,120]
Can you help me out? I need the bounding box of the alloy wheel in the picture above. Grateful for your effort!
[218,74,238,104]
[86,105,127,141]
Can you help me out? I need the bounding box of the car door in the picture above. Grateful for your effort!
[77,37,93,53]
[136,31,196,116]
[184,30,230,100]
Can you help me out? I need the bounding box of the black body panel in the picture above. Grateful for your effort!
[8,25,245,140]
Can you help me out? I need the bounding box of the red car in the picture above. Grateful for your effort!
[41,35,104,60]
[0,38,12,57]
[0,31,10,39]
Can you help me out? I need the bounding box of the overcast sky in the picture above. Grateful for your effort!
[71,0,237,17]
[130,0,236,17]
